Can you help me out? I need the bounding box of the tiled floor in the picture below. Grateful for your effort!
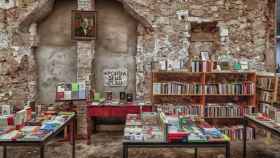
[0,132,279,158]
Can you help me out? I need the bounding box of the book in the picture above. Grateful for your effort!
[71,83,79,92]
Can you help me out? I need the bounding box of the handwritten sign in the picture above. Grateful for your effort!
[104,69,128,87]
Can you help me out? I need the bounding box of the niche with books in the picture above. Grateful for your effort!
[189,22,220,60]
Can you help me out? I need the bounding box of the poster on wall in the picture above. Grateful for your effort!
[71,10,96,40]
[103,69,128,87]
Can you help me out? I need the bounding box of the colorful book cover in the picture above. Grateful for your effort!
[57,83,65,93]
[78,90,86,100]
[71,83,79,92]
[56,92,64,100]
[65,84,72,91]
[64,91,72,100]
[72,91,79,100]
[78,81,86,90]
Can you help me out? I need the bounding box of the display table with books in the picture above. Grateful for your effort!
[87,103,152,144]
[123,112,231,158]
[243,113,280,158]
[0,111,76,158]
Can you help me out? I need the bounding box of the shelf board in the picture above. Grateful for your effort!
[152,71,203,75]
[153,94,203,96]
[256,87,274,92]
[204,94,254,96]
[205,71,256,74]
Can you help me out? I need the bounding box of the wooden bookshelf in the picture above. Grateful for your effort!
[152,71,257,119]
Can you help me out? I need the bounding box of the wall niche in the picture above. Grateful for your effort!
[189,22,220,60]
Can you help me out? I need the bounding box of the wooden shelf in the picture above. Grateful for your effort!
[205,94,254,97]
[153,94,203,96]
[257,87,274,92]
[152,70,257,123]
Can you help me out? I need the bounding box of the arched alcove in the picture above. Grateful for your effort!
[94,0,137,98]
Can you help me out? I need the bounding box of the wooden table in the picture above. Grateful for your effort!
[243,114,280,158]
[123,140,230,158]
[87,104,153,144]
[0,114,76,158]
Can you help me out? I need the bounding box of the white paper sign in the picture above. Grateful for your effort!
[104,69,128,87]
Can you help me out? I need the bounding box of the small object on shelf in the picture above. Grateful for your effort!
[240,60,249,70]
[200,51,209,61]
[126,93,133,102]
[120,92,126,101]
[105,91,113,101]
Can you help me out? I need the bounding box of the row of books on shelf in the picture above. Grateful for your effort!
[260,103,280,122]
[155,104,202,116]
[256,77,274,90]
[205,103,254,118]
[153,82,255,95]
[155,103,254,118]
[219,126,255,141]
[258,91,273,103]
[205,82,255,95]
[153,82,202,95]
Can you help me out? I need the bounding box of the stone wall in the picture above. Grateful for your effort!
[0,0,276,135]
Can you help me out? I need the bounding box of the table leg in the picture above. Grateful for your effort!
[40,145,45,158]
[194,148,198,158]
[122,144,128,158]
[72,118,76,158]
[3,146,7,158]
[243,118,247,158]
[87,116,92,145]
[226,142,230,158]
[93,117,97,133]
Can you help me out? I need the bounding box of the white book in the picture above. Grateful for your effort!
[64,91,72,100]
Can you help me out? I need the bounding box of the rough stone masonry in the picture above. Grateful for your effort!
[0,0,276,135]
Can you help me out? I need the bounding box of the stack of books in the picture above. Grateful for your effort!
[205,82,255,95]
[153,82,202,95]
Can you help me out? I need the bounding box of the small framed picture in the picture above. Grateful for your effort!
[71,10,96,40]
[200,51,209,61]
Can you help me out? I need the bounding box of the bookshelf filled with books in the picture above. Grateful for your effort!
[152,71,257,121]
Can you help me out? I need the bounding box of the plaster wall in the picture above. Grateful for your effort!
[37,0,77,104]
[94,0,137,98]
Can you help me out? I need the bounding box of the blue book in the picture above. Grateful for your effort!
[79,90,86,100]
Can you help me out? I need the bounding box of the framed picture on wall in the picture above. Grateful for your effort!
[71,10,96,40]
